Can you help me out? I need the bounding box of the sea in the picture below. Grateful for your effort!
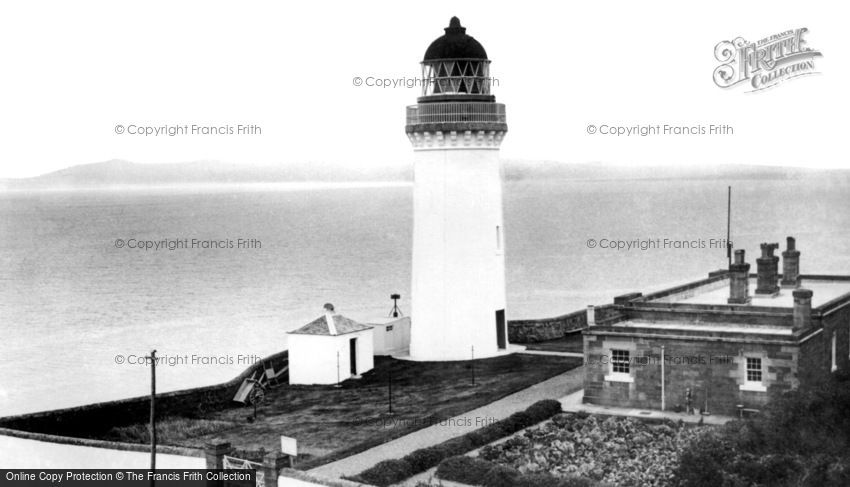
[1,177,848,417]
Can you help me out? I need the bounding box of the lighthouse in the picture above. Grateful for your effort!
[406,17,509,361]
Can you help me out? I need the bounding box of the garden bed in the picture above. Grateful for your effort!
[438,412,707,487]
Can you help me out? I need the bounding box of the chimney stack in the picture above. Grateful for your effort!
[755,242,780,296]
[587,305,596,326]
[728,249,751,304]
[792,288,813,330]
[781,236,801,288]
[323,303,338,335]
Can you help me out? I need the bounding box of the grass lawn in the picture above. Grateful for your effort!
[523,333,584,353]
[105,354,580,469]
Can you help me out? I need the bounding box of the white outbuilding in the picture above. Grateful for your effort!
[287,304,374,385]
[369,316,411,356]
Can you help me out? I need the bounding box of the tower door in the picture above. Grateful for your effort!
[495,309,506,349]
[349,338,357,375]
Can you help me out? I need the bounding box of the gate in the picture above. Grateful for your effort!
[222,455,264,487]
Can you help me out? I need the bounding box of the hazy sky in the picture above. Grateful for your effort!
[0,1,847,178]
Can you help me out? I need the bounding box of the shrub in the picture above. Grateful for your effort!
[512,472,566,487]
[350,459,413,487]
[435,456,494,485]
[402,446,445,472]
[442,434,476,456]
[482,464,520,487]
[504,411,534,430]
[525,399,562,421]
[675,371,850,486]
[558,475,600,487]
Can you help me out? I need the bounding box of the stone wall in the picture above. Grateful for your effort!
[582,333,797,416]
[799,303,850,382]
[508,305,622,343]
[0,351,288,437]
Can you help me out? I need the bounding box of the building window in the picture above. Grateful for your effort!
[746,357,762,382]
[832,332,837,372]
[612,349,630,374]
[386,325,393,332]
[740,355,767,392]
[496,225,502,251]
[604,346,634,383]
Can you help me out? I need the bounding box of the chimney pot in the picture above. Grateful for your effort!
[792,288,813,330]
[587,305,596,326]
[734,249,745,265]
[755,242,780,296]
[781,236,801,289]
[323,303,338,335]
[728,249,751,304]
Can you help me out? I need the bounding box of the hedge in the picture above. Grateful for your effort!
[434,456,494,484]
[349,459,413,487]
[481,464,520,487]
[346,399,562,486]
[437,456,598,487]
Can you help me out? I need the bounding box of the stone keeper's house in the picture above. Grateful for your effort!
[583,237,850,416]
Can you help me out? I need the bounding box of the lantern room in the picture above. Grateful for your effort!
[420,17,493,99]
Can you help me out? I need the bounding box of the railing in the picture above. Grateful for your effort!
[406,102,506,126]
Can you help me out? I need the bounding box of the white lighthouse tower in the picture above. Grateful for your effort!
[406,17,509,361]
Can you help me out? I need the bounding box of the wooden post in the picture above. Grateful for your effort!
[660,346,665,411]
[387,362,393,414]
[471,346,475,386]
[150,349,157,480]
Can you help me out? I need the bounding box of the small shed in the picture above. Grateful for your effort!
[288,305,374,385]
[369,316,411,355]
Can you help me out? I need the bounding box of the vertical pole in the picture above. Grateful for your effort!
[660,346,665,411]
[727,186,732,267]
[149,349,157,476]
[388,363,393,414]
[471,346,475,386]
[336,351,340,387]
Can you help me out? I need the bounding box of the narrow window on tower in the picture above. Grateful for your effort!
[496,225,501,251]
[832,332,837,372]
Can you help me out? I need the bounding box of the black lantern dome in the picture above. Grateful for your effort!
[423,17,488,61]
[419,17,493,101]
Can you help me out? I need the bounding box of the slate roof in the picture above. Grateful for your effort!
[288,314,373,336]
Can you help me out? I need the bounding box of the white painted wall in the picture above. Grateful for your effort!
[288,330,374,385]
[409,143,507,361]
[371,317,411,355]
[0,435,205,469]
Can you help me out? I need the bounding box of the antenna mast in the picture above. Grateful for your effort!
[727,186,732,267]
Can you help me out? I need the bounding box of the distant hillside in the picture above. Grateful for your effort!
[502,160,849,182]
[1,159,846,191]
[0,160,412,190]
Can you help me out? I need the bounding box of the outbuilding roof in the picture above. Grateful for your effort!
[288,314,373,336]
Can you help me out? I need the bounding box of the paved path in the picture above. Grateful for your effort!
[560,389,735,425]
[519,350,583,358]
[308,366,585,480]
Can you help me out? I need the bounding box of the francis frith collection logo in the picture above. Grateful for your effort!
[713,28,822,92]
